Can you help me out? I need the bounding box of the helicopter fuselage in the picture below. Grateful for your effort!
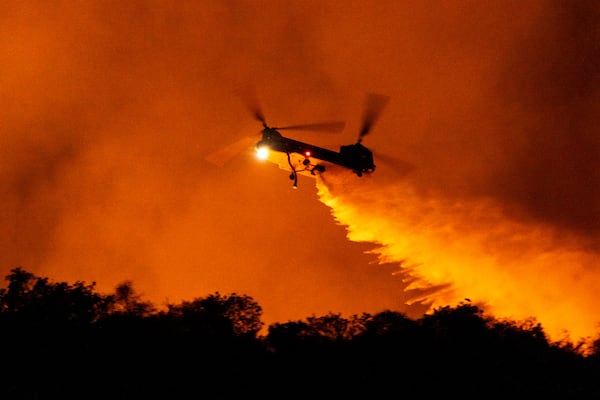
[255,127,375,182]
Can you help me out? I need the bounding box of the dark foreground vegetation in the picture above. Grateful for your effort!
[1,267,600,398]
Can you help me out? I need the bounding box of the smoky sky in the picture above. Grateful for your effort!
[491,1,600,241]
[1,0,599,327]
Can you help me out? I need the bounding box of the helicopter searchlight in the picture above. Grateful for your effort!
[256,145,269,160]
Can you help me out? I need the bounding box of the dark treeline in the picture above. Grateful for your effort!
[1,267,600,398]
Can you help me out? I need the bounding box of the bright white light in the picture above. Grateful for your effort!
[256,147,269,160]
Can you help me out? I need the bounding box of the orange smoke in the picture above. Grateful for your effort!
[316,170,600,347]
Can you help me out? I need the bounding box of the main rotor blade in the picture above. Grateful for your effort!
[276,121,346,132]
[372,150,416,177]
[236,84,267,126]
[358,93,390,142]
[205,136,257,167]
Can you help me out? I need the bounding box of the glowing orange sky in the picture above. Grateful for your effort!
[2,0,599,344]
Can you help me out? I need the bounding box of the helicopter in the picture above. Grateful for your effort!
[249,92,390,188]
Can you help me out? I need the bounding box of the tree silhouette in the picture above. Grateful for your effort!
[109,280,156,317]
[165,291,264,338]
[0,267,109,324]
[0,268,111,398]
[1,267,600,397]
